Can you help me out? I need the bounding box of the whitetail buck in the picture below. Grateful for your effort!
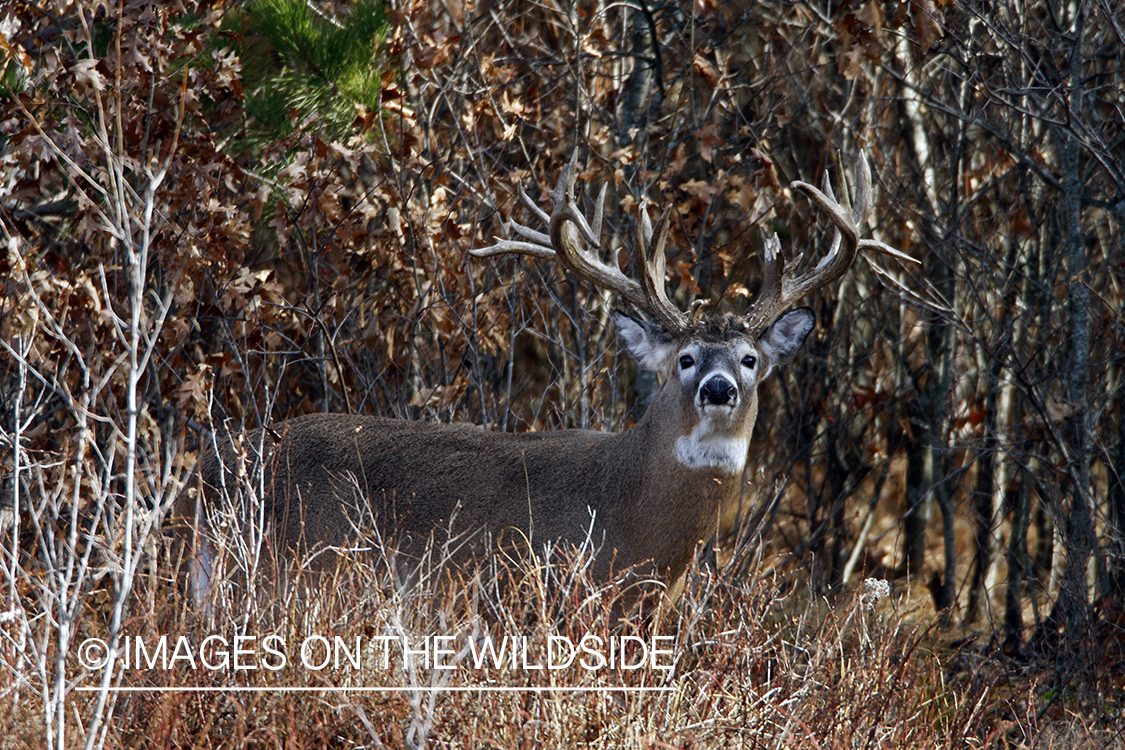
[180,150,882,605]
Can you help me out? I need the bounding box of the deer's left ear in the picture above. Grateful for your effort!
[614,310,678,372]
[758,307,815,374]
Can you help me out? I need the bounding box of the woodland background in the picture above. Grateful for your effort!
[1,0,1124,746]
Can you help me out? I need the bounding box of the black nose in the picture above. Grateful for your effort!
[700,376,737,406]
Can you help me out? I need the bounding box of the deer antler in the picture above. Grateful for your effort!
[475,150,883,335]
[473,152,689,333]
[744,150,874,332]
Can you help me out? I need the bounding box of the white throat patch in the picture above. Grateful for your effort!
[674,416,748,474]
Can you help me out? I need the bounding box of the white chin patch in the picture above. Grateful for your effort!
[674,418,748,474]
[700,402,736,417]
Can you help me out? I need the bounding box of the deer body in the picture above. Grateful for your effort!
[210,411,724,582]
[193,309,812,588]
[183,150,884,603]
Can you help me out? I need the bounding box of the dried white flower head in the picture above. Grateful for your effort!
[860,578,890,612]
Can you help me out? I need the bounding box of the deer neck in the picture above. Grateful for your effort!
[612,384,750,507]
[590,387,748,579]
[643,381,752,473]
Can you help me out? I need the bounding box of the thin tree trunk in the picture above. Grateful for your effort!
[1004,467,1031,652]
[1035,122,1097,648]
[895,31,944,588]
[965,239,1021,626]
[1109,209,1125,601]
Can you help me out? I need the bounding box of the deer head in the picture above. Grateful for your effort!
[472,151,873,474]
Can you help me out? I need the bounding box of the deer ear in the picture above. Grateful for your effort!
[614,310,677,372]
[759,307,815,372]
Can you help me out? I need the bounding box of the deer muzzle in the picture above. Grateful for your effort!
[699,375,737,407]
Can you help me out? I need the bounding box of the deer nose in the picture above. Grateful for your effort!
[700,375,737,406]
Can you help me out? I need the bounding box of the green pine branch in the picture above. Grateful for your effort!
[239,0,388,143]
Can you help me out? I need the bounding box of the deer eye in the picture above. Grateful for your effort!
[742,354,758,369]
[679,354,695,370]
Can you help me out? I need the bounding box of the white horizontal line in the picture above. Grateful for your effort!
[75,686,673,693]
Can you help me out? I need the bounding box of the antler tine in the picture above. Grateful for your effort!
[744,232,786,331]
[473,155,691,333]
[550,149,581,205]
[592,182,620,271]
[851,149,872,223]
[591,182,606,238]
[472,183,554,260]
[776,150,871,307]
[472,153,597,260]
[508,184,552,247]
[638,198,654,246]
[817,149,872,263]
[518,182,551,226]
[637,206,689,333]
[472,213,556,259]
[741,151,875,329]
[819,157,845,264]
[547,151,601,249]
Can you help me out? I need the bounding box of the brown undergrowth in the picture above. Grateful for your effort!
[6,525,1119,749]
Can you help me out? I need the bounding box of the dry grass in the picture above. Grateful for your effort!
[5,509,1121,749]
